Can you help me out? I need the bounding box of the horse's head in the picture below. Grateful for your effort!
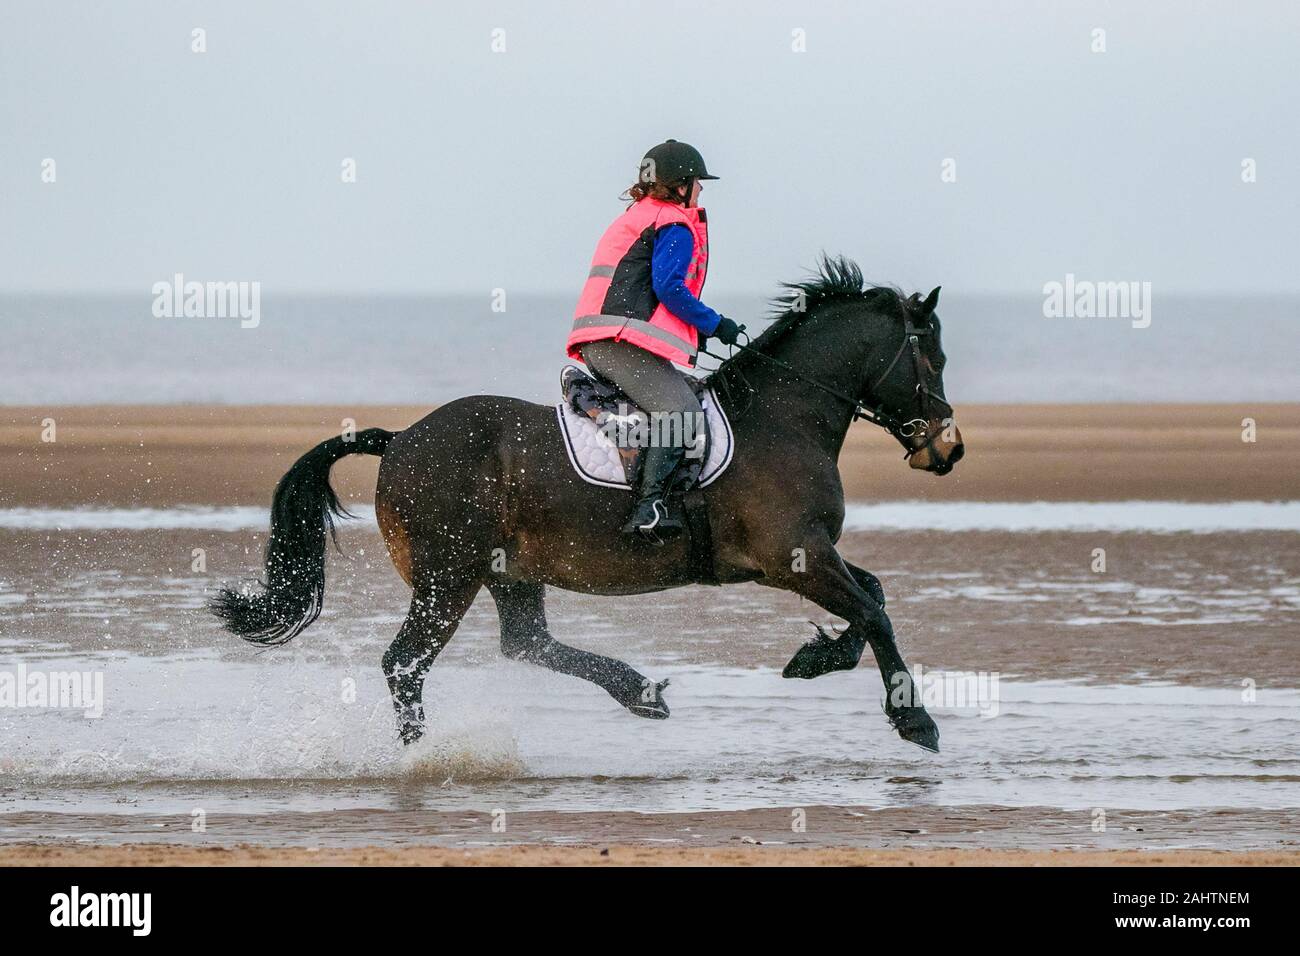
[859,286,964,475]
[707,258,965,475]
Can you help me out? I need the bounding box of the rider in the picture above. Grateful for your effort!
[567,139,743,539]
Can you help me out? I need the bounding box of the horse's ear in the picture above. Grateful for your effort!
[921,286,941,315]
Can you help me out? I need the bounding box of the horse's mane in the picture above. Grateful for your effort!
[702,255,915,384]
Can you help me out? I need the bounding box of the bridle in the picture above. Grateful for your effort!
[702,311,954,462]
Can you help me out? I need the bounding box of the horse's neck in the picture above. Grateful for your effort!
[722,311,873,461]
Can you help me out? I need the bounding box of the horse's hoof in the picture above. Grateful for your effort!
[398,725,426,746]
[626,678,671,719]
[782,626,859,679]
[890,708,940,753]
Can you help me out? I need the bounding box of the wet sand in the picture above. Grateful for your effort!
[4,844,1297,867]
[3,805,1297,862]
[2,403,1297,507]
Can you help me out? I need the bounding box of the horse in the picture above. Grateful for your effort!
[211,257,965,752]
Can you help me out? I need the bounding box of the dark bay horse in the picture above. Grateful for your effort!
[212,257,964,752]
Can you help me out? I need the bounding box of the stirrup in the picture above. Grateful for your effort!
[622,499,682,541]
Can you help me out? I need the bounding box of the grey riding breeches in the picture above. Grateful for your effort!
[579,339,704,450]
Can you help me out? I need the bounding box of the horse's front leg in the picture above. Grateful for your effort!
[782,560,884,679]
[767,542,939,752]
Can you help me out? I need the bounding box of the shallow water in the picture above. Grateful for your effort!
[1,504,1297,839]
[3,655,1298,819]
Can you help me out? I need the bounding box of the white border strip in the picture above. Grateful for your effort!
[697,388,735,489]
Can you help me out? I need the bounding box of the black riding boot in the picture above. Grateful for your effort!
[621,443,687,540]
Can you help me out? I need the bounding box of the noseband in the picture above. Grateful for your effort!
[703,312,953,460]
[855,313,954,460]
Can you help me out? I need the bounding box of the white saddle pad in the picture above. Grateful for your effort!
[554,387,735,490]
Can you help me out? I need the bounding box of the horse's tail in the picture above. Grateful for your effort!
[210,427,397,646]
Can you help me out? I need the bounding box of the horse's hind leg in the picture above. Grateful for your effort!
[382,575,480,744]
[488,579,670,719]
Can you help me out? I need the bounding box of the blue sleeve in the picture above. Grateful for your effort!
[650,224,722,335]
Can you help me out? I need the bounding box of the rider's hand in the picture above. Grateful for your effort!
[713,316,744,346]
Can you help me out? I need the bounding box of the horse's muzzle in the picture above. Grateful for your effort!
[929,440,964,475]
[909,423,964,474]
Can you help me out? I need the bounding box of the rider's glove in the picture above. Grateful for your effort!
[713,316,744,346]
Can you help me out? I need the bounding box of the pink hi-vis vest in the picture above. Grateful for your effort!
[567,197,709,369]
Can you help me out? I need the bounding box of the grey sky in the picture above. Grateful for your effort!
[2,0,1296,296]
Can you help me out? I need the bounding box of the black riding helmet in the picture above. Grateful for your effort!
[639,139,719,187]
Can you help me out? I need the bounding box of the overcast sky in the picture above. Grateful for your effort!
[1,0,1296,296]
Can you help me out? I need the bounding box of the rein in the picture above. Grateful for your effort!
[700,314,953,460]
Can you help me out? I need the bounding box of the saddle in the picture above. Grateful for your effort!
[554,365,734,492]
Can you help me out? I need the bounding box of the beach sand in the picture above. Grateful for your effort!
[4,844,1297,867]
[3,805,1298,866]
[2,403,1297,507]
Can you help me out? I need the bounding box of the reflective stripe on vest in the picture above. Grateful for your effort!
[571,314,700,360]
[567,198,709,369]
